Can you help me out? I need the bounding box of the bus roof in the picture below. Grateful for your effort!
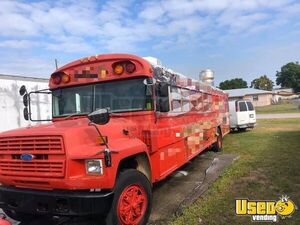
[49,53,153,89]
[143,57,226,96]
[49,53,227,96]
[56,53,151,72]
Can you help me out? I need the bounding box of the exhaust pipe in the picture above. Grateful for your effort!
[200,69,214,86]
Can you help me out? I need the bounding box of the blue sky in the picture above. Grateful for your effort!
[0,0,299,86]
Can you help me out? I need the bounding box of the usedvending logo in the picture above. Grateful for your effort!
[235,195,297,222]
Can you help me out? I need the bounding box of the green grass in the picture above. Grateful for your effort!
[170,118,300,225]
[255,101,300,114]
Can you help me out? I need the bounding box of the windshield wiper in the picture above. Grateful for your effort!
[63,112,85,120]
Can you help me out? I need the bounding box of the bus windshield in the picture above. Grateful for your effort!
[52,78,151,117]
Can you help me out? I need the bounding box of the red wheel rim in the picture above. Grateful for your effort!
[117,184,148,225]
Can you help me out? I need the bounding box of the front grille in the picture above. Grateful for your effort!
[0,136,64,154]
[0,136,65,178]
[0,160,65,178]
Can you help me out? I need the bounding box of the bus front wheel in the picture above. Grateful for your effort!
[105,169,152,225]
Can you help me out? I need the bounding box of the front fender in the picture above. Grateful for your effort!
[107,137,151,187]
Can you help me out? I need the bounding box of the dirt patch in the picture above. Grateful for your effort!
[231,169,270,195]
[258,127,300,132]
[239,169,268,184]
[149,153,238,224]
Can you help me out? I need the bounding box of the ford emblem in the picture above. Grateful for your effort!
[20,154,35,161]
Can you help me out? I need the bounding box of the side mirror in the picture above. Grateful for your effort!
[19,85,27,96]
[143,78,157,86]
[156,82,170,112]
[158,98,170,112]
[158,82,169,97]
[23,94,29,107]
[88,108,110,125]
[23,108,29,121]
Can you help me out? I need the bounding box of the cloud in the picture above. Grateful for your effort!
[218,12,270,33]
[0,0,297,53]
[0,12,38,37]
[0,40,38,49]
[97,0,132,23]
[0,55,54,77]
[139,2,165,21]
[31,2,100,37]
[45,36,94,53]
[0,0,299,81]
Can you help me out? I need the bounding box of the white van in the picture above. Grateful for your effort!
[229,100,256,131]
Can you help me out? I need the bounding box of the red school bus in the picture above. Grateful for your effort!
[0,54,229,225]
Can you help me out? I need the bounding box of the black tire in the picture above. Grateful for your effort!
[105,169,152,225]
[3,209,37,222]
[212,128,222,152]
[238,128,246,132]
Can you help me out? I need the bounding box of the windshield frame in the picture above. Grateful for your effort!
[51,77,153,118]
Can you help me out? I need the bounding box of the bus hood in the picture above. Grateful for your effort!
[0,117,140,158]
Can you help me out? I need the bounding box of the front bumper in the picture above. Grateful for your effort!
[238,123,256,128]
[0,186,113,216]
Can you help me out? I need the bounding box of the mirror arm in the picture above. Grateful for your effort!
[153,85,158,124]
[29,88,51,94]
[88,122,109,149]
[28,91,32,122]
[89,121,117,167]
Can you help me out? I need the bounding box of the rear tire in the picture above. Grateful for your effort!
[212,128,222,152]
[238,128,246,132]
[105,169,152,225]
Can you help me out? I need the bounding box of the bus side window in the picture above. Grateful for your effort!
[190,90,201,111]
[181,88,190,112]
[203,93,212,112]
[170,86,182,112]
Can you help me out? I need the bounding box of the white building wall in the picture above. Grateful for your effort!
[0,76,52,133]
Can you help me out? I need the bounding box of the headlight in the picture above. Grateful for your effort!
[86,159,103,175]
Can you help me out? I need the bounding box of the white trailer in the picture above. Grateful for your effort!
[0,74,52,133]
[229,100,256,131]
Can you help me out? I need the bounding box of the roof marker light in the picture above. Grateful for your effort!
[100,69,108,78]
[51,73,62,85]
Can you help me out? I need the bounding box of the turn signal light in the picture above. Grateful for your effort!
[62,74,71,83]
[113,64,124,75]
[51,72,70,85]
[97,136,108,145]
[112,61,136,75]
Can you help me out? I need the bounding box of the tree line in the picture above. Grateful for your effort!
[218,62,300,92]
